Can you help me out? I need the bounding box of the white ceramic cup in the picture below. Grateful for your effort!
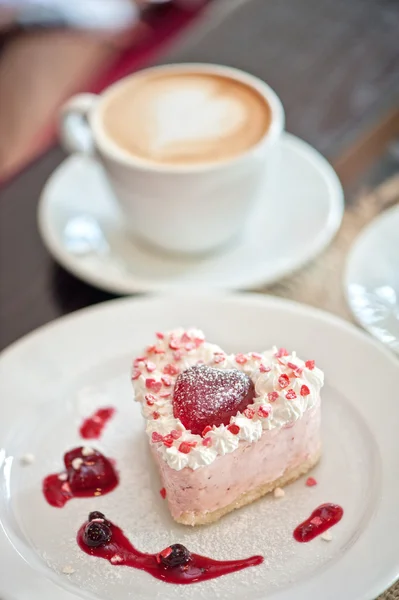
[59,63,285,255]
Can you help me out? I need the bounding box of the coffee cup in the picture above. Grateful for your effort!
[59,63,284,255]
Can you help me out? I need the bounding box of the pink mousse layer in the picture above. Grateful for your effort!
[153,402,321,521]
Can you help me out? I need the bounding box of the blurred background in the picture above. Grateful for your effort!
[0,0,398,348]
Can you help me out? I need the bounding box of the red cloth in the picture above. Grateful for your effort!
[1,3,206,186]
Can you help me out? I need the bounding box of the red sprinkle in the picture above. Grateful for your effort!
[306,477,317,487]
[287,362,299,371]
[268,392,279,403]
[227,424,240,435]
[275,348,289,358]
[202,437,212,447]
[131,369,141,381]
[155,332,164,340]
[258,405,270,418]
[160,487,166,499]
[161,376,172,387]
[154,347,165,355]
[244,407,255,419]
[235,354,248,365]
[145,379,162,393]
[170,430,182,440]
[278,374,290,388]
[300,385,310,397]
[151,432,163,443]
[259,364,271,373]
[163,364,180,376]
[146,345,157,354]
[286,389,297,400]
[179,442,194,454]
[305,360,315,370]
[153,411,160,420]
[133,356,146,366]
[202,425,212,437]
[162,435,174,448]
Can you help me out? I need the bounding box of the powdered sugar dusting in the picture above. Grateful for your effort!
[173,364,255,435]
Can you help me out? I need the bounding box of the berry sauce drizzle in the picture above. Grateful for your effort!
[43,447,118,508]
[293,503,344,542]
[77,518,263,584]
[79,407,116,439]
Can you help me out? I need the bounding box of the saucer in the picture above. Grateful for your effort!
[38,133,344,294]
[345,204,399,355]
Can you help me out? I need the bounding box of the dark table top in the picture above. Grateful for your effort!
[1,0,399,352]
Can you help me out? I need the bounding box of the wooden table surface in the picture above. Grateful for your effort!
[0,0,399,351]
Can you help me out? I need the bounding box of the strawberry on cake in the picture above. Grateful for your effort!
[132,329,324,526]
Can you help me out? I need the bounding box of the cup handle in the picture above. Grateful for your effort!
[59,94,99,155]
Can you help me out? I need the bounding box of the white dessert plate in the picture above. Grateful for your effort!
[37,133,343,294]
[1,294,398,600]
[345,204,399,355]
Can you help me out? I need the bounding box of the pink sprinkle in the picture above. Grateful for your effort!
[268,391,279,403]
[305,360,315,370]
[213,354,225,364]
[251,352,262,360]
[170,430,182,440]
[202,425,212,437]
[202,437,212,447]
[300,385,310,397]
[146,361,156,373]
[235,354,247,365]
[145,379,162,393]
[154,347,165,355]
[258,405,270,418]
[161,375,172,387]
[306,477,317,487]
[259,364,271,373]
[163,364,180,376]
[169,340,180,350]
[173,351,182,362]
[145,394,157,406]
[275,348,289,358]
[146,345,157,354]
[244,407,255,419]
[156,332,164,340]
[159,392,171,399]
[131,369,141,381]
[153,411,160,420]
[185,342,195,351]
[227,424,240,435]
[160,487,166,499]
[181,332,191,344]
[151,432,163,443]
[194,337,205,348]
[278,374,290,388]
[286,389,297,400]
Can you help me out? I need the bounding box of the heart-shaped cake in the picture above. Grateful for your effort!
[132,329,324,525]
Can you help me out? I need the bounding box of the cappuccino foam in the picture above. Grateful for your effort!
[101,71,271,166]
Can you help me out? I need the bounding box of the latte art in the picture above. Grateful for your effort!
[100,71,271,166]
